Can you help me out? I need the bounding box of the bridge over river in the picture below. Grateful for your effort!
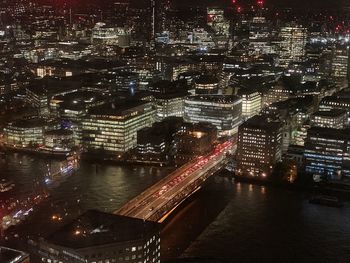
[115,141,233,222]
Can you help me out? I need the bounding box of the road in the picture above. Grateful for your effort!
[115,141,233,221]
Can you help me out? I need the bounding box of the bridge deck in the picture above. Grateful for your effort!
[115,141,232,222]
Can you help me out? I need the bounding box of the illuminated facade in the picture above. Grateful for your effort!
[195,76,219,95]
[304,127,350,180]
[236,116,282,177]
[207,8,230,37]
[311,110,347,129]
[4,118,59,148]
[155,96,184,121]
[239,90,262,120]
[331,45,350,80]
[184,95,242,137]
[82,101,155,154]
[279,25,307,67]
[37,210,160,263]
[92,23,131,47]
[43,129,75,152]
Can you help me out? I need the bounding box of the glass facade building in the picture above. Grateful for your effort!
[304,127,350,180]
[184,95,242,137]
[82,101,155,154]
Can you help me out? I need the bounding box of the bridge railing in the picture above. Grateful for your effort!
[147,157,229,221]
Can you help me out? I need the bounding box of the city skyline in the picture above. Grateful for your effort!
[0,0,350,262]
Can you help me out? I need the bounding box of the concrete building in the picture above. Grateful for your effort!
[36,210,160,263]
[311,109,348,129]
[304,127,350,181]
[174,122,217,165]
[4,118,59,148]
[238,90,262,120]
[184,95,242,137]
[194,75,220,95]
[82,101,155,154]
[279,25,307,67]
[236,116,282,178]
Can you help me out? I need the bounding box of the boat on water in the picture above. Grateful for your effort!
[309,195,344,208]
[0,179,15,193]
[44,155,79,188]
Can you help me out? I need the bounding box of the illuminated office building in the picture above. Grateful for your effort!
[279,25,307,67]
[82,101,155,154]
[37,210,160,263]
[154,94,185,121]
[92,23,131,47]
[319,96,350,113]
[4,118,59,148]
[195,75,219,95]
[236,116,282,177]
[331,45,350,81]
[238,90,262,120]
[311,110,347,129]
[304,127,350,180]
[207,7,230,36]
[184,95,242,137]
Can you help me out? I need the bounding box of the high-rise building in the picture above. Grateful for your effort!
[150,80,188,121]
[236,116,282,177]
[151,0,171,39]
[279,25,307,67]
[82,101,155,154]
[36,210,160,263]
[92,23,131,47]
[331,45,350,81]
[248,16,272,55]
[184,95,242,137]
[304,127,350,181]
[238,90,262,120]
[207,7,230,37]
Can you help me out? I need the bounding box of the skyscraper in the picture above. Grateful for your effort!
[279,25,307,67]
[236,116,282,177]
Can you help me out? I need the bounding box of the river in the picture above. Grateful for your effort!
[1,153,350,263]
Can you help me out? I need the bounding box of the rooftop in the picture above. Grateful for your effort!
[240,115,281,131]
[186,95,241,104]
[46,210,160,249]
[307,127,350,140]
[8,118,56,129]
[0,247,29,263]
[88,100,151,117]
[312,109,347,118]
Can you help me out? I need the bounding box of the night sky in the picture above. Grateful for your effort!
[40,0,348,9]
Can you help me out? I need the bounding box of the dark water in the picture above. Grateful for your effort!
[2,153,350,263]
[182,183,350,263]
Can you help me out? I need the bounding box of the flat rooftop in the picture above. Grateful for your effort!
[240,115,281,131]
[46,210,160,249]
[88,100,151,117]
[186,95,241,104]
[8,118,56,129]
[0,247,29,263]
[312,109,347,118]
